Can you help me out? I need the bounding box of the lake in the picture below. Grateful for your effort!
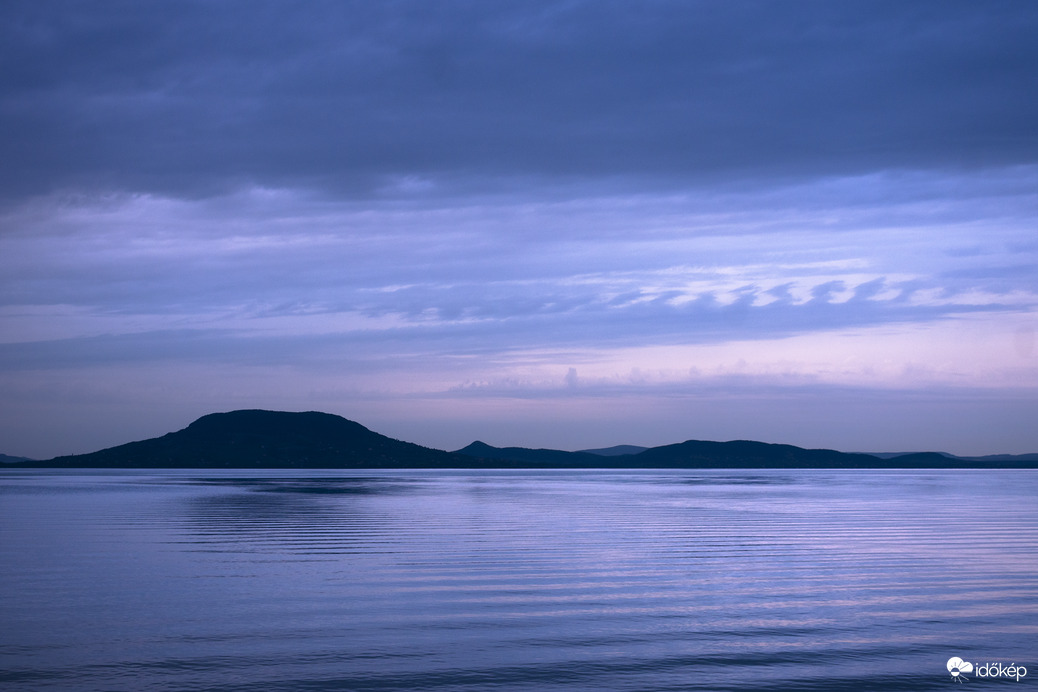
[1,469,1035,691]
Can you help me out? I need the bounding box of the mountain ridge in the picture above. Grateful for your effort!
[578,445,649,456]
[8,409,1038,469]
[456,440,1038,469]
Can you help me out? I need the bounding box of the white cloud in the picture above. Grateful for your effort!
[441,311,1038,394]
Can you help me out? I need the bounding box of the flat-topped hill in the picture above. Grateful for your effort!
[33,410,472,469]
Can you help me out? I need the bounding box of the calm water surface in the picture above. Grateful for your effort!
[1,469,1036,691]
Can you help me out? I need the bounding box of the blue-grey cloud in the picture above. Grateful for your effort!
[1,2,1037,458]
[2,1,1036,201]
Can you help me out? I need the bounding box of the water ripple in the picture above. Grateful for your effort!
[1,469,1035,691]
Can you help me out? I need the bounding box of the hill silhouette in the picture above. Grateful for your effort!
[12,409,1038,469]
[453,439,888,468]
[631,439,905,468]
[579,445,649,456]
[31,410,475,469]
[453,440,1038,469]
[455,441,604,467]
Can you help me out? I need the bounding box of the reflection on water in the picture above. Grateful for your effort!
[187,475,425,494]
[1,469,1036,691]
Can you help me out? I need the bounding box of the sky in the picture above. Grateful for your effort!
[1,1,1036,459]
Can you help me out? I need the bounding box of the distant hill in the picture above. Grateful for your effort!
[456,439,886,468]
[454,439,886,468]
[632,440,916,468]
[626,439,876,468]
[0,453,34,464]
[10,409,1038,469]
[964,452,1038,463]
[866,451,1038,465]
[864,451,955,459]
[579,445,648,456]
[457,439,1038,469]
[454,441,604,467]
[25,410,476,469]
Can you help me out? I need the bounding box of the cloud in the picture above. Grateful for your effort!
[1,169,1034,368]
[1,2,1036,457]
[2,1,1037,201]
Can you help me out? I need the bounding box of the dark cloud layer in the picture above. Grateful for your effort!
[3,0,1036,200]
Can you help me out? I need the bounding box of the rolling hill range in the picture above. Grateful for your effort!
[453,440,1038,469]
[9,409,1038,469]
